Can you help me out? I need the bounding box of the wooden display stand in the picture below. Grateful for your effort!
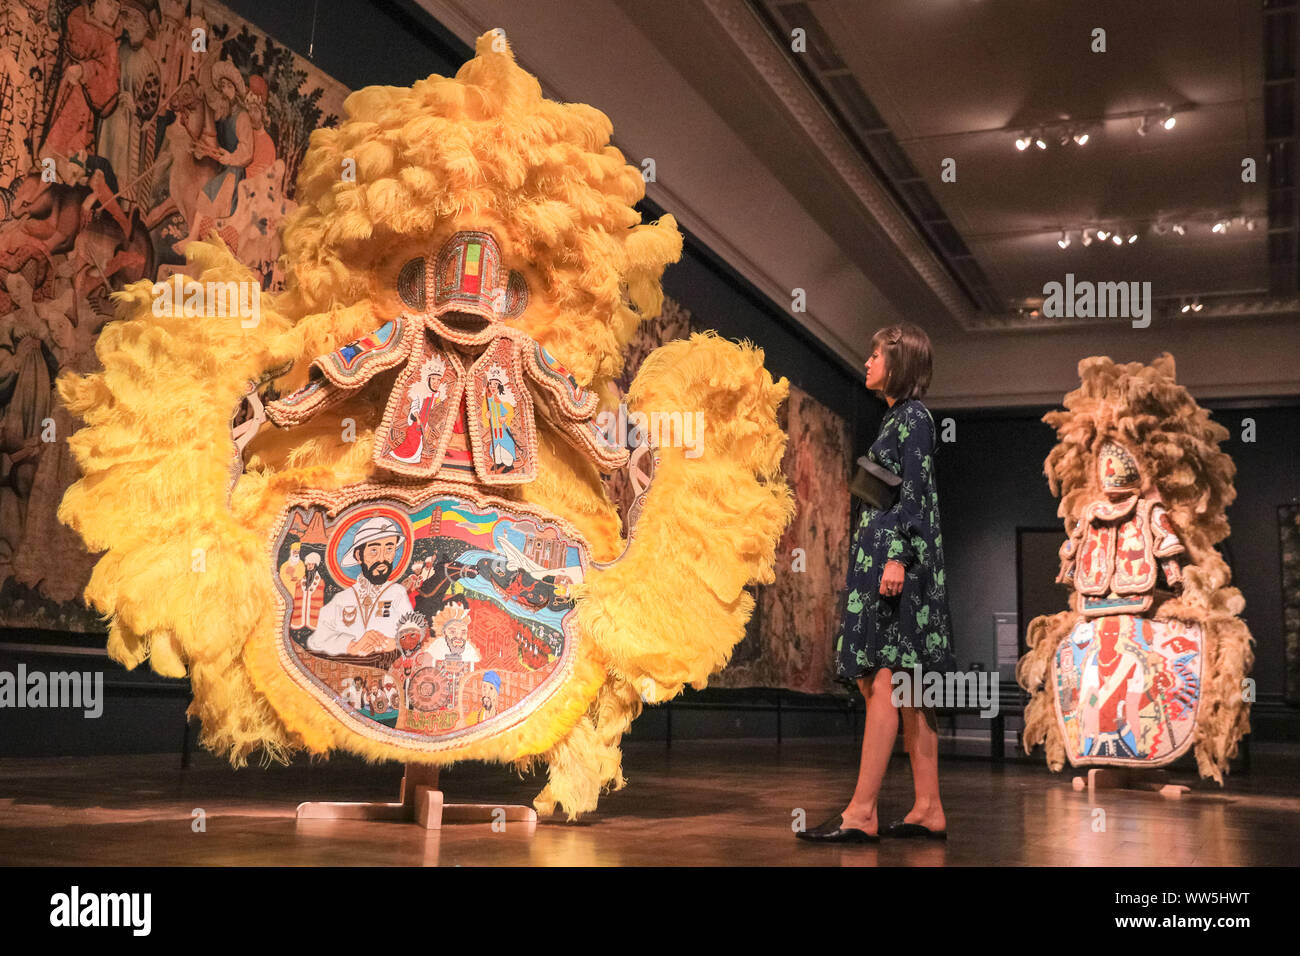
[296,763,538,829]
[1072,767,1190,799]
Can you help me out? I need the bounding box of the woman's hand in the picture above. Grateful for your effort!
[879,559,905,597]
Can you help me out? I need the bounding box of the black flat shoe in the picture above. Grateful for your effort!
[797,816,879,843]
[883,820,947,840]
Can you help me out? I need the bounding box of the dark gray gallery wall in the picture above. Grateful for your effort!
[220,0,469,89]
[925,410,1062,674]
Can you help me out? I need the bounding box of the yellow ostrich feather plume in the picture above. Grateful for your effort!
[56,32,794,818]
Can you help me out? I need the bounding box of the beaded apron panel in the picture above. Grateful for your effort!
[266,482,589,752]
[1052,614,1202,768]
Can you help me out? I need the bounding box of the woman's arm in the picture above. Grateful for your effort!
[881,404,935,571]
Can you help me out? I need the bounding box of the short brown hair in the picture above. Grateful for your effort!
[871,323,933,400]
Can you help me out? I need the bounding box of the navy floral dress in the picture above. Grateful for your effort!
[836,398,956,682]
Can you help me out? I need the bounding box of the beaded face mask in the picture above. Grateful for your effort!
[397,230,530,346]
[1096,439,1141,493]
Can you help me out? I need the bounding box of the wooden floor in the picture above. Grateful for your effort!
[1,739,1297,865]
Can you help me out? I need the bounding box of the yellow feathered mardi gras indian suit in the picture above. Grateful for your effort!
[1017,354,1253,782]
[55,34,794,818]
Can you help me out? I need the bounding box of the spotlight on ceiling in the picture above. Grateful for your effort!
[1136,115,1151,136]
[1058,231,1071,249]
[1162,111,1177,130]
[1073,131,1090,146]
[1192,299,1204,312]
[1180,299,1191,313]
[1172,223,1186,236]
[1081,228,1094,246]
[1035,130,1048,149]
[1111,234,1123,245]
[1127,233,1138,243]
[1096,229,1109,241]
[1015,134,1031,151]
[1212,220,1226,233]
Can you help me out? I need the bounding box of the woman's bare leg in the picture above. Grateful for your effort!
[840,668,899,834]
[899,704,947,831]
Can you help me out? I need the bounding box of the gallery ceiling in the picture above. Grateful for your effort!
[416,0,1300,405]
[752,0,1276,318]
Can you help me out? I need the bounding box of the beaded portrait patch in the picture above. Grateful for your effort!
[267,483,589,750]
[1072,497,1177,617]
[465,334,538,485]
[1052,614,1202,767]
[373,334,466,478]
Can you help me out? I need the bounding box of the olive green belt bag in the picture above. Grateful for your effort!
[850,456,901,510]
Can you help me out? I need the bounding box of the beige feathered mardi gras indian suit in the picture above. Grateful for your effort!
[1017,354,1253,782]
[55,34,795,818]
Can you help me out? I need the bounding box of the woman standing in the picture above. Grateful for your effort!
[798,322,956,843]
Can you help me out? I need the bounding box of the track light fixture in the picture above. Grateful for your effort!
[1013,110,1175,152]
[1055,216,1247,246]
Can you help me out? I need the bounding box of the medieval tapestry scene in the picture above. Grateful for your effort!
[0,0,348,629]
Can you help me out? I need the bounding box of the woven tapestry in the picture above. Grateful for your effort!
[0,0,348,630]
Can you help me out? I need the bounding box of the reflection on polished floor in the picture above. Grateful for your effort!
[1,739,1297,866]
